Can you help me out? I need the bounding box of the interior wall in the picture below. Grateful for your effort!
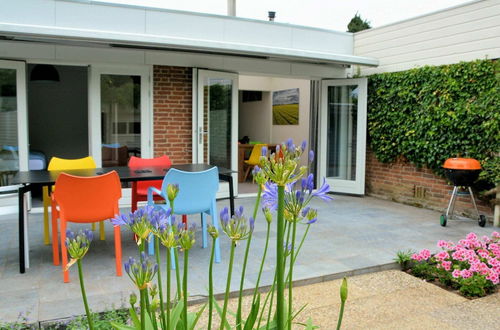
[238,91,271,143]
[28,65,88,162]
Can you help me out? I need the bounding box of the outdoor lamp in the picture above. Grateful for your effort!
[30,64,60,82]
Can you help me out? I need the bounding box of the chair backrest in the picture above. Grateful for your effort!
[128,155,172,168]
[247,144,267,165]
[53,171,122,222]
[161,166,219,214]
[48,156,96,171]
[129,156,172,192]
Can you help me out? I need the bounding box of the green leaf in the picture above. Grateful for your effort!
[211,296,231,330]
[243,294,260,330]
[169,300,184,328]
[189,304,207,330]
[128,307,140,329]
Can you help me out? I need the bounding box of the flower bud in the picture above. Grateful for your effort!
[263,207,273,224]
[167,183,180,202]
[340,277,348,302]
[208,225,219,239]
[129,292,137,306]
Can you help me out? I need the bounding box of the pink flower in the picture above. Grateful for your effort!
[435,251,448,261]
[441,261,452,271]
[466,232,477,241]
[411,253,421,261]
[452,269,461,278]
[477,249,489,259]
[486,272,499,285]
[460,269,473,279]
[420,249,431,260]
[492,231,500,239]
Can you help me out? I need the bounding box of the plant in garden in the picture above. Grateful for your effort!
[410,232,499,297]
[71,139,342,329]
[394,249,415,271]
[65,229,95,330]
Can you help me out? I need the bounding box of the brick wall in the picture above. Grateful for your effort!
[153,66,192,163]
[365,149,492,218]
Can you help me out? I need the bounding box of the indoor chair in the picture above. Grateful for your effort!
[243,144,267,181]
[42,156,105,245]
[128,155,172,212]
[147,167,221,267]
[51,171,122,282]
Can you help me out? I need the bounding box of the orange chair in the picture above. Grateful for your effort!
[128,155,172,212]
[51,171,122,283]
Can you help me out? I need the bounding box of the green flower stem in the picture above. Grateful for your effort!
[140,289,146,330]
[208,236,216,330]
[174,248,182,301]
[236,186,262,329]
[183,250,189,330]
[336,299,345,330]
[166,247,171,328]
[155,237,167,330]
[287,220,297,330]
[276,185,285,330]
[77,259,94,330]
[220,241,236,330]
[256,272,276,329]
[251,221,271,305]
[265,280,276,329]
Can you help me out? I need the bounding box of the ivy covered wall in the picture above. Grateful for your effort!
[367,59,499,187]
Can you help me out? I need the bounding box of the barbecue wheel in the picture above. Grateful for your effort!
[479,215,486,227]
[440,214,447,227]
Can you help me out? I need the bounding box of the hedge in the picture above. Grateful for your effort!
[367,59,500,186]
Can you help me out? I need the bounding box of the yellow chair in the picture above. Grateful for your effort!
[42,156,105,244]
[243,144,267,181]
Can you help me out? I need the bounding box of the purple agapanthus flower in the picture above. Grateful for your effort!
[285,138,295,151]
[261,146,268,157]
[220,207,230,226]
[312,178,333,201]
[262,182,278,211]
[308,150,315,163]
[301,140,307,151]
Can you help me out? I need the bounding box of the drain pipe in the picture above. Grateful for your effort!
[227,0,236,16]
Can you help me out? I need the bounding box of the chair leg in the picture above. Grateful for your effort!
[182,215,188,229]
[42,186,50,245]
[170,247,176,270]
[51,201,60,266]
[201,213,207,249]
[148,233,155,256]
[114,224,122,277]
[131,183,138,212]
[243,165,252,182]
[99,221,105,240]
[60,220,70,283]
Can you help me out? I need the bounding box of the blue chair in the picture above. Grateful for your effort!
[147,166,221,267]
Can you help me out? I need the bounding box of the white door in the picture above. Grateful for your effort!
[195,69,238,195]
[0,60,28,187]
[89,65,152,167]
[319,78,367,195]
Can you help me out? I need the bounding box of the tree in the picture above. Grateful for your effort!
[347,13,371,33]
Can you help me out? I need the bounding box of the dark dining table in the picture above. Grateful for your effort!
[11,163,236,274]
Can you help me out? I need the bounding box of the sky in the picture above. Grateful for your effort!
[104,0,473,31]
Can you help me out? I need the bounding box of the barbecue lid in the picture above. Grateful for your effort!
[443,158,481,170]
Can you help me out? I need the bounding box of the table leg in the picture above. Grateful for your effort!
[24,192,29,269]
[18,185,27,273]
[219,173,235,216]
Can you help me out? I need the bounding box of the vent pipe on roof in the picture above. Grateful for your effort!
[227,0,236,16]
[268,11,276,21]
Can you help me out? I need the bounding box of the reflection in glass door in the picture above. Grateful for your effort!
[89,66,150,168]
[0,60,27,186]
[196,70,238,194]
[100,75,141,167]
[320,78,367,194]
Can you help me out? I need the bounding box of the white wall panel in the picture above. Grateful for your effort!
[224,21,292,48]
[55,1,146,34]
[0,0,55,26]
[292,29,352,54]
[354,0,500,74]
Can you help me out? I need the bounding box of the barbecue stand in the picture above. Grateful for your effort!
[440,158,486,227]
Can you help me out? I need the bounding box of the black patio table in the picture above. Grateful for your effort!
[11,163,236,274]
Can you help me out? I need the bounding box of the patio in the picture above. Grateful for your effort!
[0,194,496,324]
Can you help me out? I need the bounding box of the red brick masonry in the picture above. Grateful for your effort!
[153,66,192,163]
[365,150,492,218]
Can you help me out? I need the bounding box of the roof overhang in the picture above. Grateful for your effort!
[0,23,378,67]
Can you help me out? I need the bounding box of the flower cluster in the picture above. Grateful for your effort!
[124,252,158,290]
[65,229,94,260]
[220,206,254,242]
[412,232,500,285]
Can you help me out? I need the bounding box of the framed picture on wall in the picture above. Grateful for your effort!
[272,88,299,125]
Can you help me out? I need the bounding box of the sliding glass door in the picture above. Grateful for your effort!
[89,65,151,167]
[195,70,238,194]
[319,78,367,194]
[0,60,27,187]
